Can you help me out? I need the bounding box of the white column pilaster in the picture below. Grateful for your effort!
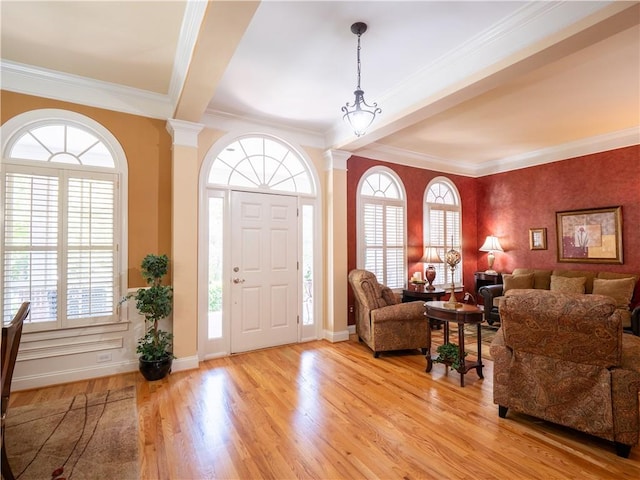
[323,149,351,342]
[165,119,204,369]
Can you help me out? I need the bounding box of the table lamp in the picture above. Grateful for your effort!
[479,235,503,274]
[421,246,442,291]
[444,246,462,309]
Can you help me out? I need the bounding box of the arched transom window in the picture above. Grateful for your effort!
[8,124,115,168]
[208,135,314,194]
[357,168,406,289]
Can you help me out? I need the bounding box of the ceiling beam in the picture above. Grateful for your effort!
[173,1,260,122]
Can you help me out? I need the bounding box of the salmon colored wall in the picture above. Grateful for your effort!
[477,145,640,275]
[1,91,172,287]
[347,156,479,325]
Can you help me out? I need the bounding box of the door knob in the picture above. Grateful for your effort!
[233,278,245,284]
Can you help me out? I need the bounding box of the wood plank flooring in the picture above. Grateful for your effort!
[8,335,640,479]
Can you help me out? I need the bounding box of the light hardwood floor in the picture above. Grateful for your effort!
[9,335,640,479]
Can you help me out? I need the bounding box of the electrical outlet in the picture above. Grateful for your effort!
[349,305,354,313]
[97,352,112,363]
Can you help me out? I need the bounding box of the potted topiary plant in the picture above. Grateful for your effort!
[125,253,175,381]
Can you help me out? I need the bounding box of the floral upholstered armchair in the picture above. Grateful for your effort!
[491,289,640,457]
[348,269,429,358]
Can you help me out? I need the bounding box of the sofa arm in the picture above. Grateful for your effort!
[632,306,640,336]
[478,284,504,308]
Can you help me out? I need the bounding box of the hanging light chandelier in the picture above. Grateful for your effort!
[342,22,381,137]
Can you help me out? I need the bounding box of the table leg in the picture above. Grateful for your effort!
[458,321,465,387]
[476,323,484,379]
[425,318,433,372]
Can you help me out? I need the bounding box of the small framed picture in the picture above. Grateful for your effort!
[529,228,547,250]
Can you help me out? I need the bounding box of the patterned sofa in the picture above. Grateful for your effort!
[479,268,640,334]
[348,269,429,358]
[491,289,640,457]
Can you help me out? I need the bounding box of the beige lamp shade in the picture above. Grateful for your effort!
[479,235,504,253]
[479,235,503,273]
[421,247,442,264]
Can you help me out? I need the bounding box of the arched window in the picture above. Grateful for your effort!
[1,111,125,330]
[424,177,462,288]
[357,167,406,289]
[208,135,314,194]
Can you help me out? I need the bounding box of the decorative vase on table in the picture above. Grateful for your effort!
[422,246,443,291]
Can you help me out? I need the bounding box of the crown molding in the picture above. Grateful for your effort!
[354,144,479,177]
[474,127,640,177]
[358,127,640,178]
[201,110,325,149]
[0,60,174,119]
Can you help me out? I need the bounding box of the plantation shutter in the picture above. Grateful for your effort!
[3,171,59,325]
[428,208,446,286]
[427,206,461,286]
[66,176,116,321]
[2,167,117,327]
[363,201,404,289]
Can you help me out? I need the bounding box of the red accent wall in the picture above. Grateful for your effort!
[346,145,639,326]
[476,145,640,275]
[347,156,478,325]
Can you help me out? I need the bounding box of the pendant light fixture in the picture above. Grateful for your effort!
[342,22,381,137]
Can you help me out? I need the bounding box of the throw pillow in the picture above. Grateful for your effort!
[502,273,535,293]
[550,275,586,294]
[592,277,635,309]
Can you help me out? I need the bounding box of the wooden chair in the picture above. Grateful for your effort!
[1,302,30,480]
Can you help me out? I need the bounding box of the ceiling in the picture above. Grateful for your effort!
[1,1,639,177]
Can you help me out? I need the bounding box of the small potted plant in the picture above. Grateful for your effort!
[433,342,467,371]
[125,253,175,381]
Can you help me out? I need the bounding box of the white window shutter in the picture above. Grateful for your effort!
[66,176,116,320]
[3,172,59,325]
[362,201,405,289]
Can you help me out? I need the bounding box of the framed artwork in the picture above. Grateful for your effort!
[529,228,547,250]
[556,206,623,264]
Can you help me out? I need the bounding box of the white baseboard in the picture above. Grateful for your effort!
[13,355,199,391]
[13,360,138,391]
[324,329,350,343]
[348,324,355,335]
[172,355,199,372]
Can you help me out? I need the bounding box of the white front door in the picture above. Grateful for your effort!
[230,191,298,353]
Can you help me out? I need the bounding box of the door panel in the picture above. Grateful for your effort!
[230,191,298,353]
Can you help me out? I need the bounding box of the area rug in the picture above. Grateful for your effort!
[5,386,139,480]
[463,324,499,360]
